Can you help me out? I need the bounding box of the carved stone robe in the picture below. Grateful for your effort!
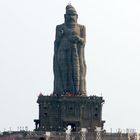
[53,23,86,96]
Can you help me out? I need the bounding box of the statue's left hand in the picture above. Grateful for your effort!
[73,35,85,44]
[71,35,81,43]
[73,35,80,41]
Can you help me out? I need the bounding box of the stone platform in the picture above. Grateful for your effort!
[34,94,105,132]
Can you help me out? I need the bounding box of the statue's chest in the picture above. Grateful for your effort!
[64,26,80,36]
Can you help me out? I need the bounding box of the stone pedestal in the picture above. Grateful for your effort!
[35,95,105,132]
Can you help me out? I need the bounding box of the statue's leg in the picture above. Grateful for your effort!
[58,50,68,94]
[53,55,61,94]
[67,49,74,93]
[78,48,87,96]
[71,45,80,94]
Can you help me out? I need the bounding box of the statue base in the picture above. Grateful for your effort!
[34,94,105,132]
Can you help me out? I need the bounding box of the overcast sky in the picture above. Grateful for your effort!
[0,0,140,132]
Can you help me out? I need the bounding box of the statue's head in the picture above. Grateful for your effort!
[64,4,78,25]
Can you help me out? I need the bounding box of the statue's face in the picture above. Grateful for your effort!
[65,13,78,24]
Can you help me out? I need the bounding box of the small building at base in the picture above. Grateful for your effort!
[34,94,105,132]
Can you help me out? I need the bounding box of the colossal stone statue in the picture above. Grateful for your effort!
[53,4,86,96]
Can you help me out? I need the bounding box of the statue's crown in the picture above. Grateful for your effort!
[66,4,77,15]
